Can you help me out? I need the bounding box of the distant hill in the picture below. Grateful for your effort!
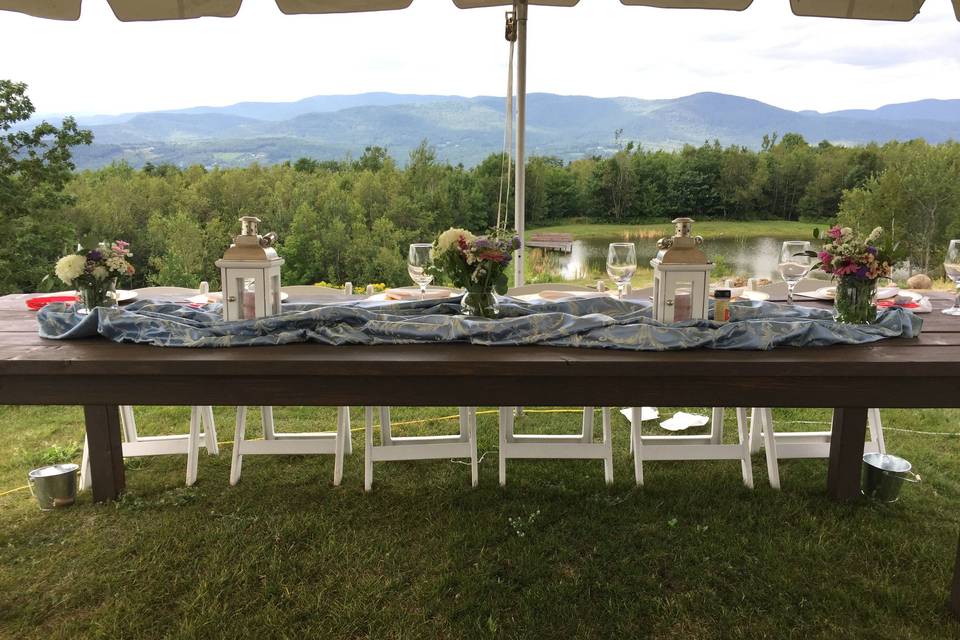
[37,91,959,170]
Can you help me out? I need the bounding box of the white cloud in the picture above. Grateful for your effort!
[1,0,957,116]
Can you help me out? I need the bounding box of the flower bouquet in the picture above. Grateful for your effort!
[54,241,135,314]
[430,228,520,318]
[812,226,899,324]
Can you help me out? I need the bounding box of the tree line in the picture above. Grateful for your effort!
[3,81,959,293]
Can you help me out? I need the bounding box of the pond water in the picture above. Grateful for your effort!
[527,235,825,283]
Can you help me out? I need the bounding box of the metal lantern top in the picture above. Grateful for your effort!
[652,217,710,266]
[220,216,282,263]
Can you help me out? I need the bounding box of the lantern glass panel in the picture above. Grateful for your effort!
[673,282,693,322]
[242,277,257,320]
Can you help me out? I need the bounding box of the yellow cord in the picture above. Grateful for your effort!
[0,485,29,497]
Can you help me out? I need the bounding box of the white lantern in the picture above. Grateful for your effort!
[650,217,712,323]
[215,216,284,321]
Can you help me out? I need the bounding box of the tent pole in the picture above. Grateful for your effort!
[514,0,527,286]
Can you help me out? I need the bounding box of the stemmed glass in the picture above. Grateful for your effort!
[943,239,960,316]
[778,240,812,305]
[607,243,637,301]
[407,243,434,301]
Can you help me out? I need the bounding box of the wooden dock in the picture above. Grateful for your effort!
[527,233,574,252]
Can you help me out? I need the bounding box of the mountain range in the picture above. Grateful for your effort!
[29,92,960,170]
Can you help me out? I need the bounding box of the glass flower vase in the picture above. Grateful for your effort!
[461,290,500,319]
[76,278,117,315]
[833,276,878,324]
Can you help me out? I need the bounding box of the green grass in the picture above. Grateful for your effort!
[0,405,958,638]
[527,220,821,241]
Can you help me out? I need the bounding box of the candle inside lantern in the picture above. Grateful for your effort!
[674,289,692,322]
[243,279,256,319]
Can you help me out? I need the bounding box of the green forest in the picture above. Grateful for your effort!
[2,80,960,293]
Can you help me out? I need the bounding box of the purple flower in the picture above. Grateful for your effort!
[87,249,102,262]
[856,266,869,278]
[866,246,877,255]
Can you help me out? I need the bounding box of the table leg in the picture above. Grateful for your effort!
[950,532,960,619]
[826,407,867,501]
[83,405,125,502]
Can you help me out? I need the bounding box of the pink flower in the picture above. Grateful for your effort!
[827,226,843,239]
[833,262,860,276]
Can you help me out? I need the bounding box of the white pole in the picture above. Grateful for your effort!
[514,0,527,286]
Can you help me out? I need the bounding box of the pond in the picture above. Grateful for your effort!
[527,234,826,283]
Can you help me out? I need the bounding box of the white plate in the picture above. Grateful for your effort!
[55,290,138,303]
[810,285,899,301]
[111,289,138,303]
[188,291,289,304]
[739,290,770,302]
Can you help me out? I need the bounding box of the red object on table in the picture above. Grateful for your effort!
[25,295,77,311]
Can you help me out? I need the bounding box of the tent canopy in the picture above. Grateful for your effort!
[2,0,958,21]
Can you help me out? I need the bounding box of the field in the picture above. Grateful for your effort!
[1,404,958,638]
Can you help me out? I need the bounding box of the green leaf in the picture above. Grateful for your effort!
[494,273,508,295]
[812,228,821,240]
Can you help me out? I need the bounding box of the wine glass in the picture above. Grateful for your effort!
[943,239,960,316]
[778,240,812,305]
[407,243,433,300]
[606,243,637,301]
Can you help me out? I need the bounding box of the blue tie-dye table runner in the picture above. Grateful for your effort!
[35,296,922,350]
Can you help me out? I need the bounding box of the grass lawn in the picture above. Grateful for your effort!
[527,220,823,241]
[1,404,958,638]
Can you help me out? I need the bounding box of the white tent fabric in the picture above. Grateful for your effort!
[6,0,956,25]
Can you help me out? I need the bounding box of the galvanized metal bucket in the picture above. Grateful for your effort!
[862,453,920,503]
[27,463,79,511]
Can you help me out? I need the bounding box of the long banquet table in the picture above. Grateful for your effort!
[1,287,959,616]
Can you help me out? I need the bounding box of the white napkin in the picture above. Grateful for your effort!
[619,407,660,423]
[659,411,710,432]
[384,288,452,301]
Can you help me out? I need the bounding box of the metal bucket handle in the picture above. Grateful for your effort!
[881,468,921,484]
[27,475,37,498]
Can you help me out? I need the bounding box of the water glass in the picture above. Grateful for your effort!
[943,239,960,316]
[407,243,433,300]
[778,241,812,304]
[606,243,637,301]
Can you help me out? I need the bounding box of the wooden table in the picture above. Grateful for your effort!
[2,288,959,616]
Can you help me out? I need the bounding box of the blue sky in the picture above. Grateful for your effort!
[2,0,958,115]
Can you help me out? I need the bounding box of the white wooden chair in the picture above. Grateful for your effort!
[363,406,478,491]
[744,407,886,489]
[80,405,218,489]
[627,407,755,488]
[363,286,477,490]
[230,286,356,485]
[498,283,614,485]
[78,285,222,491]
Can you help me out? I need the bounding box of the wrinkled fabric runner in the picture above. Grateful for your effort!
[36,296,922,350]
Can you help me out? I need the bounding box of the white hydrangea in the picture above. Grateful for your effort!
[92,266,109,280]
[436,228,476,252]
[55,254,87,285]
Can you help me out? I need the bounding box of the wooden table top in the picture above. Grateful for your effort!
[2,287,959,408]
